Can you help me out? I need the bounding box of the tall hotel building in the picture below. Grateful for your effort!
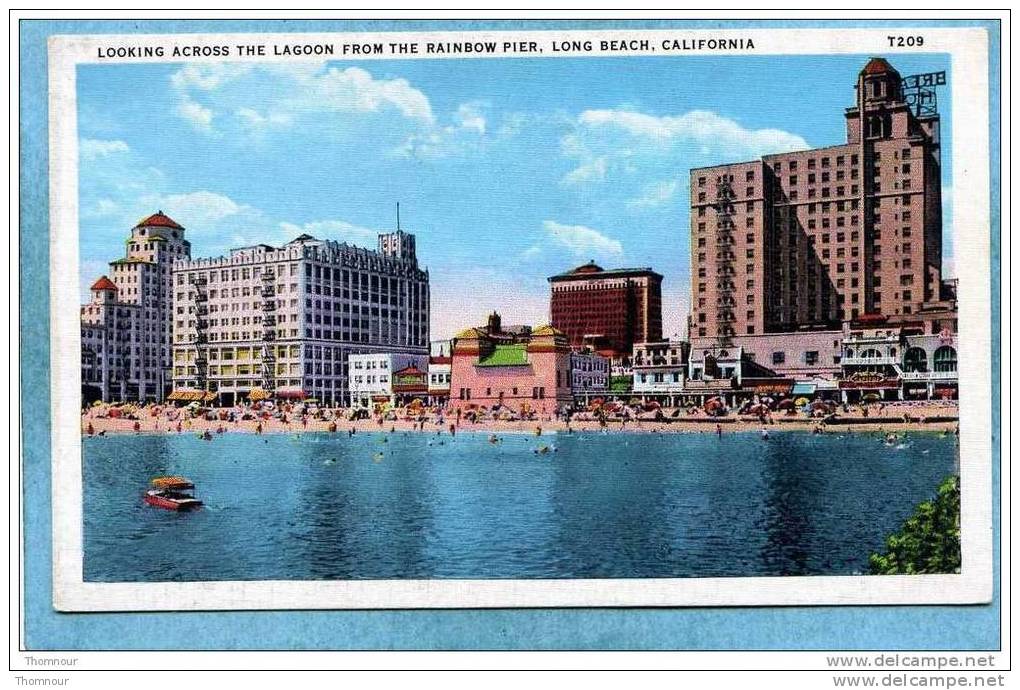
[81,212,191,403]
[170,229,429,406]
[548,261,664,360]
[690,57,945,342]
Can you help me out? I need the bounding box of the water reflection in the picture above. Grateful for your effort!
[83,431,957,582]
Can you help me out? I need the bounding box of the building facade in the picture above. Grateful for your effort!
[548,261,663,361]
[631,340,689,399]
[839,322,958,402]
[449,315,572,414]
[428,339,452,406]
[693,330,845,381]
[348,352,430,408]
[569,350,611,400]
[171,229,429,406]
[80,212,191,403]
[690,57,948,342]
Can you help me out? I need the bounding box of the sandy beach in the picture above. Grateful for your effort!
[82,401,959,438]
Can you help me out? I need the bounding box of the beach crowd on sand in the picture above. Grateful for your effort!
[81,398,960,438]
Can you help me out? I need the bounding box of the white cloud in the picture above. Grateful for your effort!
[170,63,253,91]
[143,191,244,228]
[299,66,434,123]
[628,179,679,208]
[236,107,293,130]
[81,198,120,219]
[578,108,809,154]
[454,101,487,135]
[278,219,380,245]
[165,63,495,159]
[397,101,491,159]
[171,63,435,131]
[561,156,607,186]
[520,245,543,260]
[543,220,623,258]
[562,108,809,186]
[177,98,214,132]
[79,138,129,160]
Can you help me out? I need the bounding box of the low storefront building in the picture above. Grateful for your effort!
[348,352,430,409]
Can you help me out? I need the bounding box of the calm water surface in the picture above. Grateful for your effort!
[83,430,957,581]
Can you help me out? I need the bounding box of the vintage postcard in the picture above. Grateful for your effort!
[46,23,994,612]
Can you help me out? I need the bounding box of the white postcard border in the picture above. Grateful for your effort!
[48,26,994,611]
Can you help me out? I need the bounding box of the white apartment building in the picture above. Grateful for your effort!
[171,229,429,406]
[428,339,452,405]
[348,352,430,408]
[80,212,191,403]
[631,340,689,397]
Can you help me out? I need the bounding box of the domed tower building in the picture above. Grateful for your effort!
[80,212,191,403]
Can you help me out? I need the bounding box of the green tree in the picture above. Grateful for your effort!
[869,475,961,575]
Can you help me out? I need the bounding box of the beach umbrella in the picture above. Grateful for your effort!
[795,397,810,407]
[747,403,769,416]
[862,393,882,403]
[643,400,661,411]
[776,399,796,411]
[807,400,834,413]
[704,397,724,412]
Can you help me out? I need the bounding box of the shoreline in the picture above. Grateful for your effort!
[82,411,959,438]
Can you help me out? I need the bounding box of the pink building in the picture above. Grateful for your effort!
[449,313,572,414]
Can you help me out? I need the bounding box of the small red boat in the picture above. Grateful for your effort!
[145,476,202,511]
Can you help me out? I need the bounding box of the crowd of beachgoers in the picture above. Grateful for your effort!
[81,398,960,438]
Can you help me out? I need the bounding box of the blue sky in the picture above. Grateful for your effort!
[77,53,953,339]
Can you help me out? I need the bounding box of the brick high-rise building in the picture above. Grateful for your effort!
[690,57,944,342]
[548,261,663,360]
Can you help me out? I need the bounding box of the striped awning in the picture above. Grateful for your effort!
[168,390,206,402]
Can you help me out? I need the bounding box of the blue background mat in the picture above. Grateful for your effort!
[18,18,1001,651]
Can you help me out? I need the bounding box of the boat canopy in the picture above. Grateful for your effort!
[150,476,195,490]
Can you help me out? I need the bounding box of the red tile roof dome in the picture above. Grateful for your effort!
[90,276,118,292]
[861,57,897,75]
[135,210,184,230]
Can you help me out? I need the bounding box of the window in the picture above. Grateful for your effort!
[933,346,957,373]
[772,351,786,365]
[804,351,819,365]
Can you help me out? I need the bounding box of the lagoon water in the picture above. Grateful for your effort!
[83,430,956,581]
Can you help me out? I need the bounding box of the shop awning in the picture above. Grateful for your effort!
[791,383,817,395]
[167,389,209,402]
